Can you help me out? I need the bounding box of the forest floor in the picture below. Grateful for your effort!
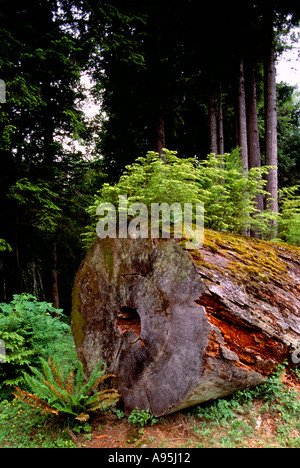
[1,372,300,448]
[76,401,284,449]
[75,376,300,449]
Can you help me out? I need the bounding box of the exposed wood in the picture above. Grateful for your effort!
[72,233,300,417]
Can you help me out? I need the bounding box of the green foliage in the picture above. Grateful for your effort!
[0,294,76,394]
[13,358,119,424]
[0,239,12,253]
[196,151,277,236]
[83,149,201,246]
[83,148,278,246]
[8,179,62,233]
[277,83,300,187]
[128,407,158,427]
[0,398,77,448]
[193,363,300,443]
[278,185,300,246]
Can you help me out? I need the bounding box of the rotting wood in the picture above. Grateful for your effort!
[72,231,300,417]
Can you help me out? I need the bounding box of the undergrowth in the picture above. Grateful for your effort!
[1,364,300,448]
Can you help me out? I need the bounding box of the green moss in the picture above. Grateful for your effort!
[200,229,300,287]
[101,238,114,281]
[71,283,85,348]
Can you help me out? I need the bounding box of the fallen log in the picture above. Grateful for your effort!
[72,231,300,417]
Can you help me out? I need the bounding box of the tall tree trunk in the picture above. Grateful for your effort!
[218,80,224,155]
[248,65,261,170]
[32,261,39,299]
[52,243,59,310]
[209,83,218,155]
[154,102,166,159]
[42,83,56,169]
[247,63,263,238]
[37,267,46,301]
[264,12,278,225]
[237,56,248,171]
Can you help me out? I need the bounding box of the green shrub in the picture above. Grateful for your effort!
[13,357,119,424]
[83,149,277,246]
[278,185,300,246]
[0,294,76,396]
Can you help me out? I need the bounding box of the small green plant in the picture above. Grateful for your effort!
[13,357,119,424]
[128,407,158,427]
[115,408,125,419]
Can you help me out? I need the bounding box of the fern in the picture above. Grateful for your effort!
[0,294,77,397]
[13,357,119,423]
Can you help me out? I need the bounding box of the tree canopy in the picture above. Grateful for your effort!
[0,0,299,311]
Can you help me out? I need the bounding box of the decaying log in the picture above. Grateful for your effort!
[71,231,300,417]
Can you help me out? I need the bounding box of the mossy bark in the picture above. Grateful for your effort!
[72,232,300,417]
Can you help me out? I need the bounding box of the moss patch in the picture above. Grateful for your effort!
[195,229,300,288]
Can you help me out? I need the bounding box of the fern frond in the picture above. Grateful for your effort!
[75,413,90,422]
[49,356,65,388]
[13,387,60,416]
[13,357,119,423]
[74,360,84,396]
[87,389,119,411]
[66,368,75,394]
[80,361,105,397]
[90,373,117,392]
[87,391,120,412]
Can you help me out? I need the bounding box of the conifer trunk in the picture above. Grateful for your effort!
[51,243,59,310]
[218,80,224,155]
[264,12,278,221]
[209,83,218,155]
[154,102,166,158]
[247,63,263,238]
[237,56,248,171]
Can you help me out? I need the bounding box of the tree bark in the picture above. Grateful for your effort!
[72,233,300,417]
[209,83,218,155]
[247,65,261,171]
[51,243,59,310]
[237,56,248,171]
[153,102,166,158]
[264,13,278,220]
[247,63,263,238]
[218,80,224,155]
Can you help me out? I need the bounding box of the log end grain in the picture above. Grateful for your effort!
[72,231,300,416]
